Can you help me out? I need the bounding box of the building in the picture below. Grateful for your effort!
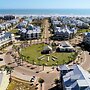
[59,64,90,90]
[83,32,90,45]
[41,45,52,54]
[56,41,75,52]
[0,19,19,31]
[0,31,15,49]
[17,20,28,29]
[0,71,10,90]
[54,26,77,40]
[19,24,41,40]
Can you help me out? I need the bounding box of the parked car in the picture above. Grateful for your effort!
[0,58,3,61]
[30,76,35,82]
[89,52,90,55]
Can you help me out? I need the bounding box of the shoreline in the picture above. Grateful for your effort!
[1,14,90,17]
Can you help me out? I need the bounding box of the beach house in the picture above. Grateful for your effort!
[19,24,41,40]
[0,24,5,31]
[0,31,15,49]
[17,20,28,29]
[54,26,77,40]
[60,64,90,90]
[83,32,90,45]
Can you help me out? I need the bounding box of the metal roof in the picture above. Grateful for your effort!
[62,64,90,89]
[0,32,12,40]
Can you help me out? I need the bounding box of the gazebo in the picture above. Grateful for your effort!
[41,45,52,54]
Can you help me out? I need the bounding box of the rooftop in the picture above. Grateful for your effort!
[61,64,90,89]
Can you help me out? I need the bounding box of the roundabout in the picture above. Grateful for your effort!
[20,43,76,66]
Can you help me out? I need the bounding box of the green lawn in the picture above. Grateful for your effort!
[7,80,36,90]
[9,29,18,35]
[21,44,76,66]
[77,29,90,33]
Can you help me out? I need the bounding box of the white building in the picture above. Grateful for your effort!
[54,26,77,40]
[56,41,75,52]
[0,31,15,49]
[19,24,41,40]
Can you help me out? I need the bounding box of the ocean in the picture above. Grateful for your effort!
[0,9,90,15]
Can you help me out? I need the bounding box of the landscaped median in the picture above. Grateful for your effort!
[77,29,90,34]
[20,43,77,66]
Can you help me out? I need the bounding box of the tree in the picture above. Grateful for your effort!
[54,78,60,89]
[4,66,14,83]
[38,78,44,90]
[20,54,26,65]
[42,64,45,71]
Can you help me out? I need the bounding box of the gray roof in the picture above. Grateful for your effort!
[60,64,69,71]
[62,64,90,90]
[0,32,12,40]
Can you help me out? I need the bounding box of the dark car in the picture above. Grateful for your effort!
[0,58,3,61]
[89,52,90,55]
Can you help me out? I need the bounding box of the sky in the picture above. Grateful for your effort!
[0,0,90,9]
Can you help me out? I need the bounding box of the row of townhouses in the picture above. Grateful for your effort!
[18,24,41,40]
[0,19,19,31]
[51,16,90,29]
[54,26,77,40]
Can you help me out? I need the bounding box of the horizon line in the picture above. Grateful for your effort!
[1,8,90,9]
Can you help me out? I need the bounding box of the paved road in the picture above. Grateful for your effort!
[41,19,51,41]
[81,51,90,70]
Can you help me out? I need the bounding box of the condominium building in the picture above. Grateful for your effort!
[59,64,90,90]
[19,24,41,40]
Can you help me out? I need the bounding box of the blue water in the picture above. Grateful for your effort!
[0,9,90,15]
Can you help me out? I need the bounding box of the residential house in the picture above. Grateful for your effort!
[0,31,15,49]
[83,32,90,45]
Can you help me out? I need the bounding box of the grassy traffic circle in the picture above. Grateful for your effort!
[20,43,76,66]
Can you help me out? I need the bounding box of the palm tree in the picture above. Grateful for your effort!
[54,78,60,89]
[19,54,25,66]
[38,78,44,90]
[80,57,83,63]
[42,64,45,71]
[4,66,14,83]
[30,40,32,45]
[32,59,34,65]
[27,56,30,61]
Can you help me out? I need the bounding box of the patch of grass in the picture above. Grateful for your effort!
[7,79,36,90]
[21,44,76,66]
[77,29,90,33]
[9,29,18,35]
